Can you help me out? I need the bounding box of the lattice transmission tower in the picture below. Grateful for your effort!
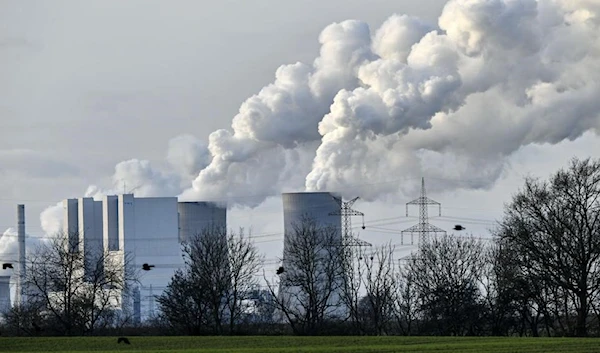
[401,178,446,245]
[329,196,371,248]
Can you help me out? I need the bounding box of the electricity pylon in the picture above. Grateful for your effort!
[401,178,446,245]
[329,196,371,248]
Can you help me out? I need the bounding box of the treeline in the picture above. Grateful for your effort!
[2,157,600,337]
[156,157,600,337]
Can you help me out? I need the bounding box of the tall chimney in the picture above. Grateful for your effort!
[17,204,25,307]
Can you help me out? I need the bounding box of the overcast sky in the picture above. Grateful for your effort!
[1,0,599,271]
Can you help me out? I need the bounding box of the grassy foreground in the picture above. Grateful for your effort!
[1,336,600,353]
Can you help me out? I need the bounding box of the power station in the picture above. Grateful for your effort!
[0,192,365,321]
[0,182,442,322]
[61,194,227,321]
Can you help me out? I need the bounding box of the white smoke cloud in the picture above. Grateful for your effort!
[0,228,44,277]
[176,0,600,204]
[439,0,540,56]
[0,228,17,277]
[0,228,18,261]
[40,202,64,236]
[112,159,181,196]
[306,0,600,198]
[372,15,433,62]
[166,134,211,182]
[41,0,600,216]
[86,159,182,198]
[180,20,376,205]
[39,159,183,235]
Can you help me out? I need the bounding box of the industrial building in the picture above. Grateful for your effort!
[3,191,349,323]
[62,194,227,321]
[278,192,345,318]
[0,276,10,316]
[0,205,26,312]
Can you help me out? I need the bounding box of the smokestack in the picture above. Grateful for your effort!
[17,204,25,307]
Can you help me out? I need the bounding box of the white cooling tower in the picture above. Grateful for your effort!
[278,192,344,320]
[177,202,227,242]
[282,192,341,235]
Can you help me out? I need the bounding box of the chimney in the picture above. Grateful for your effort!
[17,204,25,307]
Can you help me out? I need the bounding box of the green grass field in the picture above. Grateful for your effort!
[1,336,600,353]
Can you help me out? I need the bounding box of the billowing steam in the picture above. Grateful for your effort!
[0,228,42,277]
[0,228,17,261]
[0,228,18,277]
[179,19,376,205]
[184,0,600,203]
[40,158,184,235]
[166,134,212,183]
[39,0,600,232]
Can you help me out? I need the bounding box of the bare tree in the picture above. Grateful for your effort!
[338,239,367,334]
[225,229,262,332]
[23,233,136,335]
[481,242,521,336]
[157,226,261,334]
[266,216,344,334]
[359,242,398,335]
[1,301,45,336]
[485,240,556,337]
[155,269,205,334]
[186,226,230,334]
[394,266,419,335]
[497,157,600,336]
[403,234,487,335]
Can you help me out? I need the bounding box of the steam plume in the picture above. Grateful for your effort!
[41,0,600,229]
[184,0,600,203]
[40,159,182,235]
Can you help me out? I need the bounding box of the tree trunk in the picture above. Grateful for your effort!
[576,290,588,337]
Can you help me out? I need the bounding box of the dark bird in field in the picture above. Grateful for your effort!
[2,263,13,270]
[142,263,155,271]
[276,266,284,275]
[117,337,131,344]
[453,225,465,231]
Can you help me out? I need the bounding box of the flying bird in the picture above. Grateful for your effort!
[453,225,465,231]
[117,337,131,344]
[142,263,155,271]
[2,263,13,270]
[276,266,284,275]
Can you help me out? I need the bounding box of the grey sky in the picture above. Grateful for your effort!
[1,0,599,269]
[0,0,443,230]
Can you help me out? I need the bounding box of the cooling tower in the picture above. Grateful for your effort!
[282,192,342,238]
[177,202,227,242]
[278,192,344,320]
[0,276,10,314]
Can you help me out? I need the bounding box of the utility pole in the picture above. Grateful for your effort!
[329,196,371,248]
[401,178,446,245]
